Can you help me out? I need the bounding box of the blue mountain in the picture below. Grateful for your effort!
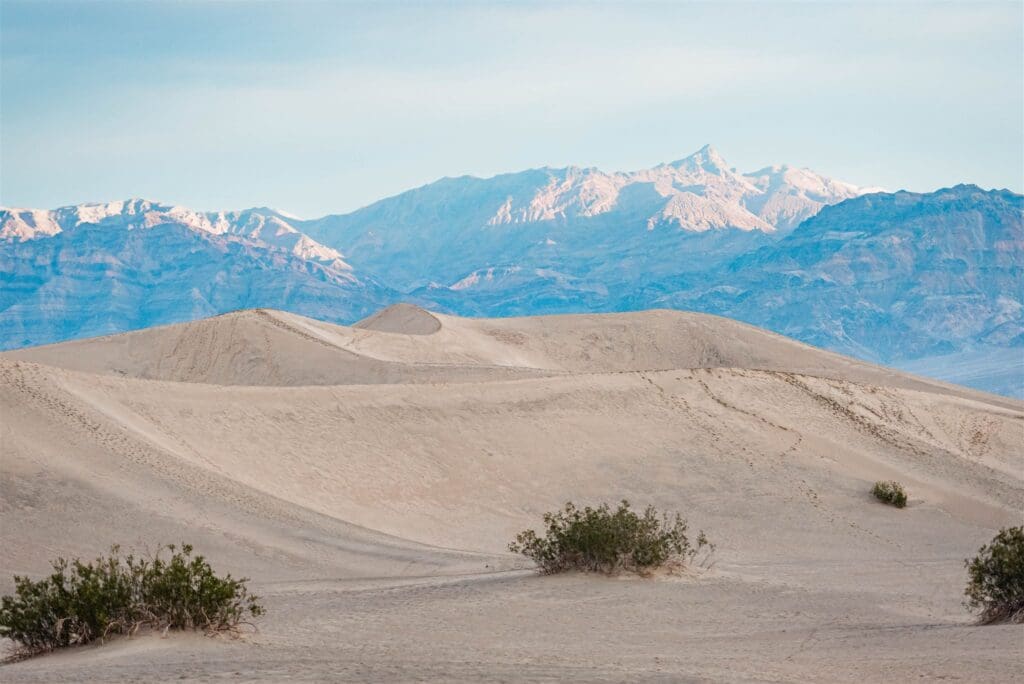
[1,151,1019,398]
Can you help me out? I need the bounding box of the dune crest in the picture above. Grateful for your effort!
[3,305,1017,409]
[354,303,442,335]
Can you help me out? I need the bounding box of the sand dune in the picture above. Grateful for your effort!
[6,304,1016,405]
[1,306,1022,681]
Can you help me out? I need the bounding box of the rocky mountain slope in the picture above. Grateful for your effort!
[0,200,392,349]
[299,145,871,290]
[411,185,1023,397]
[665,185,1024,362]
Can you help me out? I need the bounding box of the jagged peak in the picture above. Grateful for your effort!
[669,144,731,175]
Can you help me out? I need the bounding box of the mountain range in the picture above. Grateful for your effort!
[1,146,1020,397]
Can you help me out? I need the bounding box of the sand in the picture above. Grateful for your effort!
[1,305,1021,681]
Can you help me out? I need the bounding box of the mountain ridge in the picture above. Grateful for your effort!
[1,152,1019,398]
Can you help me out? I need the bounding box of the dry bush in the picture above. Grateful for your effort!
[0,544,263,656]
[872,480,907,508]
[509,500,713,575]
[964,526,1024,624]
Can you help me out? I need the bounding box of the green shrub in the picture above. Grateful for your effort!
[0,544,263,655]
[964,526,1024,624]
[509,500,712,575]
[872,480,907,508]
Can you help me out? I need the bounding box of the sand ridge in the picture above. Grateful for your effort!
[354,302,443,335]
[4,305,1017,408]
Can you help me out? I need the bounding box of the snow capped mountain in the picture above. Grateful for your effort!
[485,166,624,225]
[3,199,219,240]
[0,208,64,240]
[473,144,872,233]
[742,163,880,231]
[1,199,353,272]
[662,184,1024,372]
[299,145,873,291]
[211,208,352,269]
[0,200,389,349]
[408,184,1022,397]
[1,151,1018,398]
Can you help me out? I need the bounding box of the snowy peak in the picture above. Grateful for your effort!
[486,167,626,225]
[0,200,353,271]
[0,207,63,240]
[213,209,350,267]
[743,164,873,201]
[3,199,224,238]
[738,165,876,232]
[669,143,732,176]
[476,146,872,234]
[2,147,875,244]
[1,199,165,240]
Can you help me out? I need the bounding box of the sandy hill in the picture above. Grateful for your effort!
[1,305,1021,681]
[4,304,1014,407]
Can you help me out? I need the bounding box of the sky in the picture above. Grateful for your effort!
[1,0,1022,218]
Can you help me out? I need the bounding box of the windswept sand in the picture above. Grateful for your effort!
[1,305,1022,681]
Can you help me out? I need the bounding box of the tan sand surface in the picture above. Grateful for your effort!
[1,305,1022,681]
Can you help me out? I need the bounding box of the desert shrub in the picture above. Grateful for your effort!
[964,526,1024,624]
[509,500,712,575]
[872,480,907,508]
[0,544,263,655]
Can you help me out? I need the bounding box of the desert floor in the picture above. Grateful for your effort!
[1,305,1022,682]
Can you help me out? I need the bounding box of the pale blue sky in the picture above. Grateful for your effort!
[2,0,1021,217]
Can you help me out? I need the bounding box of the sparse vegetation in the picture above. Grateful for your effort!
[0,544,263,656]
[964,526,1024,624]
[872,480,907,508]
[509,500,712,575]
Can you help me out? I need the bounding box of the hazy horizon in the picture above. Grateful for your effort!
[2,0,1022,216]
[1,147,1020,219]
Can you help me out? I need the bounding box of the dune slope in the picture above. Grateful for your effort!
[5,304,1016,406]
[1,305,1021,682]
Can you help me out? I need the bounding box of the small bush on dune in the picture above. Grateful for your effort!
[0,544,263,656]
[872,480,907,508]
[964,526,1024,624]
[509,500,712,575]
